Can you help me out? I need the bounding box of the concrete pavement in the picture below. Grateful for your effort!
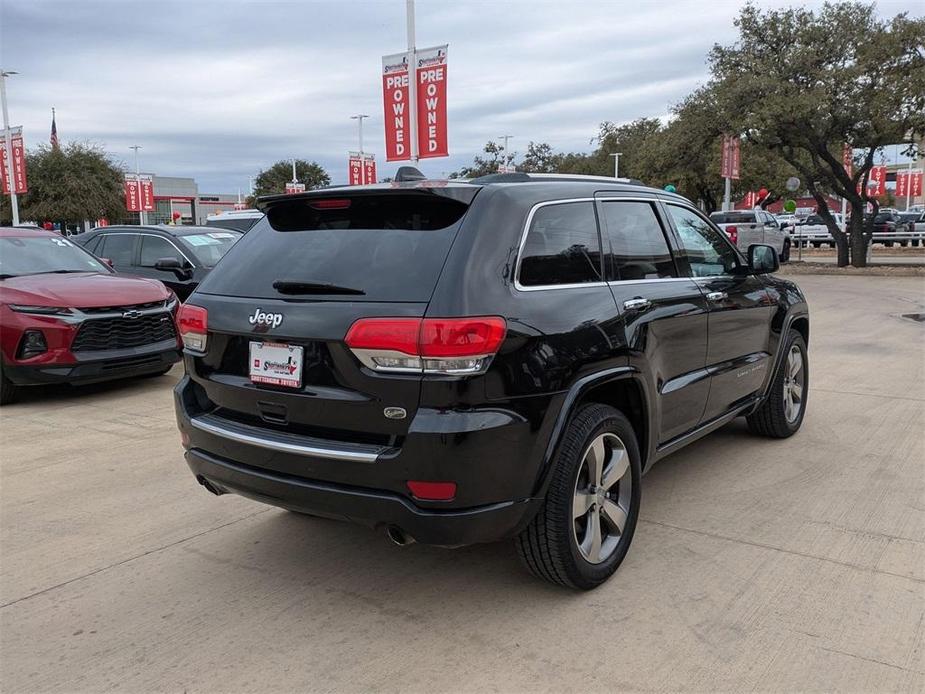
[1,274,923,692]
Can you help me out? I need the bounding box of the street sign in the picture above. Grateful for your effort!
[415,45,448,159]
[285,182,305,195]
[382,52,410,162]
[0,127,27,195]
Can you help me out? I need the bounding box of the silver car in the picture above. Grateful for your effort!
[709,209,791,261]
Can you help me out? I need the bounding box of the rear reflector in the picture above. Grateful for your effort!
[407,480,457,501]
[345,316,506,375]
[178,304,208,352]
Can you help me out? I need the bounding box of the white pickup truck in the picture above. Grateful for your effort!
[709,209,791,262]
[792,213,845,248]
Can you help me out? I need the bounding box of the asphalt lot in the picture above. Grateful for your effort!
[1,274,923,693]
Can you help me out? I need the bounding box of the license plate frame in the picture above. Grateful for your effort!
[248,341,304,389]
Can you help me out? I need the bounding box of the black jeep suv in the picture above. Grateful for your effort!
[174,172,809,589]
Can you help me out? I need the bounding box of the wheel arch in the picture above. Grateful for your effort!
[533,367,651,498]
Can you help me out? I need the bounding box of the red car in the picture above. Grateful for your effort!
[0,227,181,404]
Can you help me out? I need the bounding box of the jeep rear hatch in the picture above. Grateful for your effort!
[182,188,480,469]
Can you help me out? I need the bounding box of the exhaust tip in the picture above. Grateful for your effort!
[386,525,415,546]
[196,475,223,496]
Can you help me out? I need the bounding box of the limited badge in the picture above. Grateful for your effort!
[383,407,407,420]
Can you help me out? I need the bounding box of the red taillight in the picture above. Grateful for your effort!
[407,480,457,501]
[419,317,507,358]
[725,225,738,245]
[178,304,208,351]
[344,318,420,355]
[345,316,507,374]
[309,198,352,210]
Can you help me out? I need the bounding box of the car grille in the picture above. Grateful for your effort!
[72,311,177,352]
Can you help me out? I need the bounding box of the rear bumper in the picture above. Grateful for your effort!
[175,374,551,546]
[186,448,541,546]
[4,340,180,386]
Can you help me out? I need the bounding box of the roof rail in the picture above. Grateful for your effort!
[466,172,647,186]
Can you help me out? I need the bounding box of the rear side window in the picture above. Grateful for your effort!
[518,201,601,287]
[600,201,676,280]
[710,212,756,224]
[84,235,103,255]
[196,193,471,302]
[100,234,136,266]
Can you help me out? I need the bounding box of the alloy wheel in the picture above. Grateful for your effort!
[783,344,805,423]
[572,433,633,564]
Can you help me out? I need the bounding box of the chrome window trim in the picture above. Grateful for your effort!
[97,232,197,268]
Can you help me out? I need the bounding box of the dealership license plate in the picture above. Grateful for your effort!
[249,341,303,388]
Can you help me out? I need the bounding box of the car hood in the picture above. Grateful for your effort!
[0,272,170,309]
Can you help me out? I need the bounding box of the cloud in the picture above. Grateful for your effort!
[0,0,916,191]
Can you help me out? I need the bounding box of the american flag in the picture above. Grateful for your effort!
[50,108,59,150]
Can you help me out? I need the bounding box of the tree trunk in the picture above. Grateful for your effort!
[834,232,850,266]
[846,204,869,268]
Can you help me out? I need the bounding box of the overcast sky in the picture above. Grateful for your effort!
[1,0,917,192]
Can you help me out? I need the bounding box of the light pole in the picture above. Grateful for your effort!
[351,114,370,183]
[609,152,622,179]
[1,69,20,226]
[129,145,144,225]
[499,135,513,171]
[291,158,297,184]
[406,0,418,164]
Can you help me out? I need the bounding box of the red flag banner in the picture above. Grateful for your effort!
[0,128,28,194]
[382,52,411,162]
[842,144,853,178]
[124,175,141,212]
[911,171,923,198]
[868,166,887,197]
[139,175,155,211]
[415,45,448,159]
[348,152,363,185]
[720,134,740,179]
[897,172,909,198]
[364,155,377,184]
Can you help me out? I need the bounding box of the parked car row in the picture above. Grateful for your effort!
[708,210,791,262]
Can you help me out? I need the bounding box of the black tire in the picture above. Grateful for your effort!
[515,403,641,590]
[747,329,808,439]
[779,240,791,264]
[0,365,18,406]
[811,241,821,248]
[900,241,908,247]
[886,241,894,247]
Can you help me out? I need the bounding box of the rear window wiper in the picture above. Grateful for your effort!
[272,280,365,296]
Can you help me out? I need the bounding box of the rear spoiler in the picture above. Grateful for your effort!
[256,182,480,212]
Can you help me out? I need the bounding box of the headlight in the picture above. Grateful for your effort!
[9,305,73,315]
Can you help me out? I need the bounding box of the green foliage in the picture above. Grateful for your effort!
[253,160,330,197]
[708,1,925,265]
[1,143,125,225]
[449,141,507,178]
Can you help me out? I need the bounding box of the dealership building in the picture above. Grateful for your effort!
[124,174,245,225]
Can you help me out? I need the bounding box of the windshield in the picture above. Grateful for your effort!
[709,212,755,224]
[181,232,241,267]
[0,235,109,278]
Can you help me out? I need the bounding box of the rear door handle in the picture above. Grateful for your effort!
[623,298,652,311]
[706,291,727,302]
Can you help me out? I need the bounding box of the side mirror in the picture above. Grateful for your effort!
[749,244,779,274]
[154,257,183,271]
[100,257,114,268]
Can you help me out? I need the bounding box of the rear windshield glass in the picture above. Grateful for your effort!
[181,232,241,267]
[195,194,470,301]
[709,212,756,224]
[205,217,262,232]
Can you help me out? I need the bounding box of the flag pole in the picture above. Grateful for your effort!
[406,0,418,164]
[1,69,20,226]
